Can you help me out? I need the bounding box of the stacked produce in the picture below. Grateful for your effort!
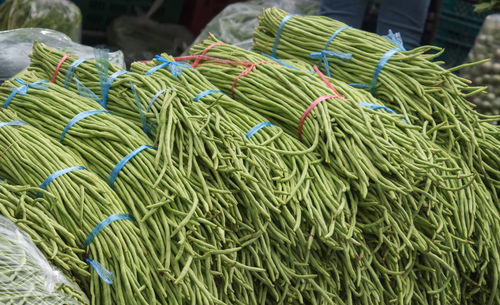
[0,8,498,305]
[26,43,368,304]
[0,214,88,304]
[252,8,500,203]
[0,109,160,305]
[460,14,500,117]
[186,36,500,304]
[0,181,90,292]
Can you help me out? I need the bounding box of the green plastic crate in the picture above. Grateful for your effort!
[433,0,488,67]
[72,0,184,31]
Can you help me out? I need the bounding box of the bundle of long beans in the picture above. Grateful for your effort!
[0,182,90,291]
[187,37,500,304]
[28,42,288,236]
[0,71,266,305]
[252,8,500,202]
[0,109,161,305]
[26,44,368,304]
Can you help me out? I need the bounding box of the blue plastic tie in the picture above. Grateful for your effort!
[271,14,298,58]
[83,258,114,285]
[146,89,175,112]
[84,214,134,249]
[64,58,90,88]
[370,48,399,96]
[60,110,109,143]
[101,71,129,108]
[193,89,224,102]
[108,145,157,188]
[83,213,134,285]
[3,79,49,108]
[129,81,154,136]
[74,77,101,103]
[38,166,86,197]
[0,120,26,129]
[309,26,352,77]
[358,102,408,123]
[145,55,194,77]
[246,122,274,139]
[383,29,406,51]
[261,53,299,71]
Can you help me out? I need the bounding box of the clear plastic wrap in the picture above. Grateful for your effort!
[186,0,318,52]
[0,0,82,41]
[460,14,500,117]
[0,215,88,304]
[0,28,125,83]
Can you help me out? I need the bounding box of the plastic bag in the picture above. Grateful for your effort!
[0,28,125,83]
[187,0,319,53]
[0,215,88,304]
[460,14,500,118]
[107,16,194,65]
[0,0,82,41]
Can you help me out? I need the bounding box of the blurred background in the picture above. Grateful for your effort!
[0,0,498,115]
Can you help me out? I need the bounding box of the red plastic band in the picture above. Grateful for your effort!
[231,61,277,98]
[51,54,76,83]
[313,65,343,98]
[192,42,225,68]
[298,95,335,141]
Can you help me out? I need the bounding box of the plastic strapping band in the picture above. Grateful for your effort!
[147,89,175,112]
[129,81,153,136]
[272,14,298,58]
[74,77,101,103]
[246,122,274,139]
[3,79,49,108]
[261,53,299,70]
[108,145,157,188]
[298,95,335,141]
[83,213,134,285]
[192,42,225,68]
[231,61,277,98]
[313,66,344,98]
[145,55,194,76]
[64,58,90,88]
[51,54,76,83]
[38,166,86,196]
[84,214,134,249]
[0,120,26,129]
[358,102,408,123]
[383,29,406,51]
[83,258,115,285]
[194,89,223,102]
[369,48,399,97]
[60,110,109,143]
[309,26,352,77]
[101,71,129,108]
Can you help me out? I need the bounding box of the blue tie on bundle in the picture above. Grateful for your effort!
[308,26,352,77]
[358,102,408,123]
[348,30,406,96]
[383,29,406,51]
[84,213,135,284]
[3,79,49,108]
[145,55,194,77]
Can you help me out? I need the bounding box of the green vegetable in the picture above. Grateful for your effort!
[187,36,500,305]
[0,214,88,305]
[0,108,160,305]
[252,8,500,204]
[0,0,82,40]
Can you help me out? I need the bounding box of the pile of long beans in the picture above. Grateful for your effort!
[0,215,89,305]
[0,182,90,292]
[0,108,161,305]
[0,71,266,305]
[132,56,377,304]
[187,36,500,304]
[252,8,500,202]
